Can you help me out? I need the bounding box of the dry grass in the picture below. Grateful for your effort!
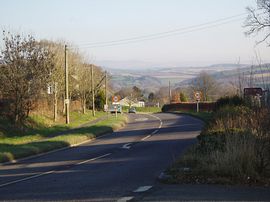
[167,105,270,186]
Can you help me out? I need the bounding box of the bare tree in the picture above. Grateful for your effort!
[156,86,170,105]
[41,40,65,121]
[190,71,218,101]
[244,0,270,45]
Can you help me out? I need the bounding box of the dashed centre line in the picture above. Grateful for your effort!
[0,153,112,188]
[141,135,151,141]
[133,185,153,193]
[117,196,134,202]
[0,114,163,189]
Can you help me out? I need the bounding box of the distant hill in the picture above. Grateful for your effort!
[106,63,270,92]
[176,64,270,89]
[110,75,162,92]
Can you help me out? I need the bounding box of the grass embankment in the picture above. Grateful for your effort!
[0,111,127,163]
[175,111,213,123]
[164,103,270,186]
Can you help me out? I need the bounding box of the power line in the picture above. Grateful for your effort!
[79,17,245,49]
[74,13,247,49]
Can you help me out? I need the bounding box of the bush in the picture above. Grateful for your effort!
[214,95,246,111]
[197,129,247,153]
[170,105,270,185]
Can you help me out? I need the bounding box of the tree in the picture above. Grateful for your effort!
[116,87,132,99]
[180,92,188,102]
[95,90,106,111]
[41,40,65,121]
[245,0,270,45]
[156,86,170,105]
[148,92,155,102]
[190,71,218,101]
[132,86,143,100]
[0,32,54,125]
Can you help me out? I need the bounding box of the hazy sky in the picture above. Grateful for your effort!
[1,0,269,68]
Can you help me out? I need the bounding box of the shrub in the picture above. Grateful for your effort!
[214,95,246,111]
[175,105,270,184]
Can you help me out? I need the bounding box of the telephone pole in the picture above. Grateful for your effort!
[64,45,70,124]
[91,65,95,116]
[169,81,172,104]
[105,71,108,108]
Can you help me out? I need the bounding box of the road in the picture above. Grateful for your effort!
[0,113,269,201]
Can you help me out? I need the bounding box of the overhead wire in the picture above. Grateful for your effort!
[69,12,261,49]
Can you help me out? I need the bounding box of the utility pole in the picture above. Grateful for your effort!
[105,71,108,109]
[54,82,58,122]
[169,81,171,104]
[64,45,70,124]
[91,65,95,116]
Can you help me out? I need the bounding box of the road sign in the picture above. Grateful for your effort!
[244,88,263,96]
[112,96,119,103]
[194,91,202,101]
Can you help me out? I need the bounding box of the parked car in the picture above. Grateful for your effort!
[128,107,136,113]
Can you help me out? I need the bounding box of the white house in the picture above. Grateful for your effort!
[119,97,145,107]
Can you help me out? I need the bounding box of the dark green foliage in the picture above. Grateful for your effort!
[162,102,215,112]
[148,92,155,102]
[95,90,106,111]
[214,95,246,111]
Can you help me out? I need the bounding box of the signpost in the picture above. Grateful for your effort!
[244,87,265,107]
[114,105,117,117]
[194,91,202,112]
[112,95,120,117]
[244,87,263,97]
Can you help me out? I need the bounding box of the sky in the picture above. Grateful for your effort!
[0,0,269,69]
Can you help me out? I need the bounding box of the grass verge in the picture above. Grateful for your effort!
[0,114,127,163]
[174,111,213,123]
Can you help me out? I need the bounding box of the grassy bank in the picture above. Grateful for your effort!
[0,112,127,163]
[163,103,270,186]
[175,111,213,123]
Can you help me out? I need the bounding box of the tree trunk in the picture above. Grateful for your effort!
[53,83,58,122]
[82,90,86,114]
[62,95,66,114]
[83,98,86,114]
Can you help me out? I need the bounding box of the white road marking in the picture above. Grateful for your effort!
[133,185,153,193]
[140,114,163,141]
[141,135,151,141]
[117,196,134,202]
[151,129,159,135]
[0,153,112,188]
[121,143,132,149]
[146,114,163,129]
[135,118,149,122]
[0,170,55,188]
[76,153,112,165]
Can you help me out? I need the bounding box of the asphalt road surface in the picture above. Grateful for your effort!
[0,113,269,202]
